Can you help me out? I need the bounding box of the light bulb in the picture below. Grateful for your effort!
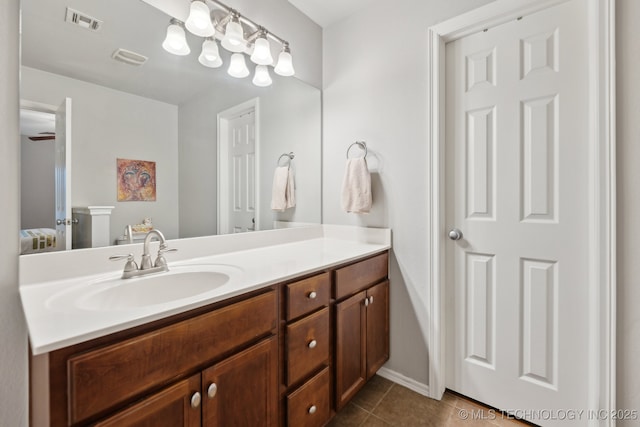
[227,53,250,78]
[252,65,272,87]
[162,21,190,56]
[250,36,274,65]
[274,48,295,76]
[185,0,215,37]
[199,39,222,68]
[221,18,246,53]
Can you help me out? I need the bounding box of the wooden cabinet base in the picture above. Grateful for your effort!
[33,251,389,427]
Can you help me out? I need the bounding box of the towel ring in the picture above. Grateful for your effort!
[346,141,367,159]
[277,152,295,166]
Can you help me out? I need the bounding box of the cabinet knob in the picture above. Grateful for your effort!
[308,405,317,414]
[364,298,369,307]
[207,383,217,398]
[308,339,317,349]
[190,392,201,408]
[308,291,317,299]
[369,295,374,305]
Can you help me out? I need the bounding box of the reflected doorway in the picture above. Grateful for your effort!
[19,98,72,253]
[217,98,260,234]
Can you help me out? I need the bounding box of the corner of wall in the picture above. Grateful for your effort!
[0,0,29,425]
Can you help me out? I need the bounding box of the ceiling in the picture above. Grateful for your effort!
[21,0,267,106]
[287,0,377,28]
[20,109,55,137]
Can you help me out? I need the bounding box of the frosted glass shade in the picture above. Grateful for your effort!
[274,50,295,76]
[228,53,250,78]
[185,1,214,37]
[221,20,246,53]
[198,39,222,68]
[162,23,190,56]
[250,37,274,65]
[252,65,272,87]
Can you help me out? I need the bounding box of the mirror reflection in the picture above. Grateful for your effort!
[19,0,322,254]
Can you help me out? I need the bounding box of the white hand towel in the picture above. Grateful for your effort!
[286,166,296,209]
[271,166,296,211]
[341,157,372,213]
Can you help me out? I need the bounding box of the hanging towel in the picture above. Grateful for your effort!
[341,157,372,213]
[271,166,296,211]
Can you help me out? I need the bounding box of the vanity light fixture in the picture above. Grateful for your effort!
[274,43,295,77]
[249,29,274,65]
[198,38,222,68]
[228,53,250,78]
[162,19,190,56]
[185,0,215,37]
[160,0,295,85]
[221,12,246,53]
[252,65,273,87]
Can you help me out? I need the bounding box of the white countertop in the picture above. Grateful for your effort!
[20,225,390,355]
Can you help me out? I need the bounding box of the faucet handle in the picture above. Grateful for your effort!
[158,243,178,254]
[109,254,138,272]
[155,245,177,268]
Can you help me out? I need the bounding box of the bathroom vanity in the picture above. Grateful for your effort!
[20,225,390,426]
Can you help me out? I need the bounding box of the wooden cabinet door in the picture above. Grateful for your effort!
[201,337,278,426]
[335,290,367,410]
[93,375,201,427]
[366,280,390,379]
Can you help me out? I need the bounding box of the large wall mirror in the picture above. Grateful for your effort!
[19,0,321,254]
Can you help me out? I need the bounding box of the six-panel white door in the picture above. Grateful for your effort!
[445,0,590,424]
[227,110,257,233]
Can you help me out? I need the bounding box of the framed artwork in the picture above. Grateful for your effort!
[117,159,156,201]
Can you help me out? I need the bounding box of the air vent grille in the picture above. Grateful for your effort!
[111,49,148,66]
[65,7,102,31]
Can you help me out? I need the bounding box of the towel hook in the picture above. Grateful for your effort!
[277,152,295,166]
[346,141,367,159]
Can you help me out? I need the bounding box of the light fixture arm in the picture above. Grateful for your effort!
[208,0,289,49]
[246,26,267,44]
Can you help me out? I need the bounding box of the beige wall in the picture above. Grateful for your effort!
[616,0,640,422]
[21,67,180,244]
[322,0,494,387]
[324,0,639,415]
[0,0,28,425]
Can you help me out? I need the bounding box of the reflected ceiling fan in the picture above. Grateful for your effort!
[28,132,55,141]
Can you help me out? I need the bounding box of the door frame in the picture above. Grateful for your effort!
[217,97,260,235]
[426,0,616,419]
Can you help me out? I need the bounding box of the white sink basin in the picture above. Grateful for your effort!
[46,264,242,311]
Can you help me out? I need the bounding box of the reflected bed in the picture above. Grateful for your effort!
[20,228,57,254]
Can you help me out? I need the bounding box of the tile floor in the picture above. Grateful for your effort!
[328,376,534,427]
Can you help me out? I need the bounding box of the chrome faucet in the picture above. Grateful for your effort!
[110,229,177,279]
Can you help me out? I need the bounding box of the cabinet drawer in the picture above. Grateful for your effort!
[334,252,388,300]
[285,272,330,321]
[67,290,277,424]
[286,307,330,385]
[287,367,331,427]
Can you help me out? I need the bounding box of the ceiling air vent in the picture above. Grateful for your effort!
[65,7,103,31]
[111,49,148,67]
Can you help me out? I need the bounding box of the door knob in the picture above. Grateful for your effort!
[448,228,463,241]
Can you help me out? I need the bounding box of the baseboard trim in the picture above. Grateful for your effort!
[376,367,430,397]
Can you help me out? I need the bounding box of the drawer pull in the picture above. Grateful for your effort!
[190,392,201,408]
[308,339,317,349]
[308,291,317,299]
[207,383,217,398]
[308,405,317,414]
